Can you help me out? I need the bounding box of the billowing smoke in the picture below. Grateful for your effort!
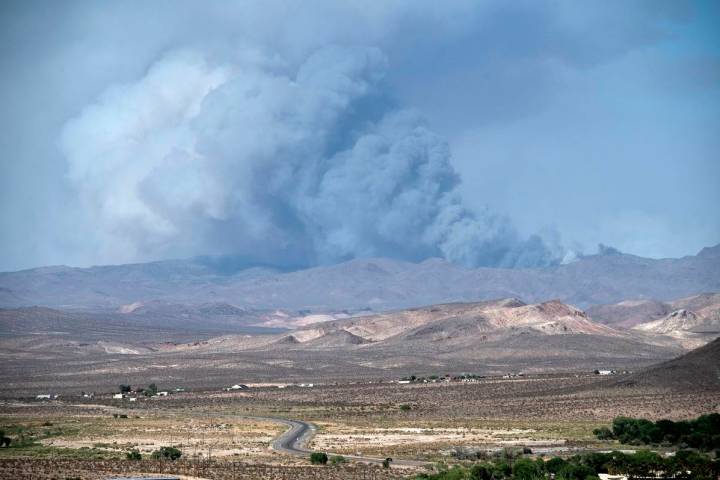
[61,46,561,269]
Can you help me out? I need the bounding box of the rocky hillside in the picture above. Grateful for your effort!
[586,299,672,328]
[589,290,719,324]
[284,299,624,345]
[630,293,720,348]
[163,298,684,375]
[0,297,693,394]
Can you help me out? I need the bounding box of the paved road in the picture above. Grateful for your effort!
[267,417,315,455]
[248,416,429,467]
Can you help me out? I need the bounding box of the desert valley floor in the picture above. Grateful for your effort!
[1,252,719,478]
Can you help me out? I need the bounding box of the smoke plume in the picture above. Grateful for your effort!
[61,46,560,269]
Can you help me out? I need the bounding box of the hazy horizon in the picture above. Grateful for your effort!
[3,241,719,275]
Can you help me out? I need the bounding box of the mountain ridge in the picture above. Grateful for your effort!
[1,244,718,311]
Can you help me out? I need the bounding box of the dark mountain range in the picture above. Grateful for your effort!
[1,244,718,312]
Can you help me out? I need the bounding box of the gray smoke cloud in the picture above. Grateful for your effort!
[60,46,561,269]
[5,1,709,272]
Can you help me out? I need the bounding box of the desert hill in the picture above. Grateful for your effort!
[613,337,720,391]
[158,298,684,373]
[0,297,698,396]
[280,299,624,345]
[0,303,286,342]
[587,292,720,340]
[586,299,671,328]
[622,293,720,348]
[1,244,719,312]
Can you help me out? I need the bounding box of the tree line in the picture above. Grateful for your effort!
[594,413,720,451]
[416,449,720,480]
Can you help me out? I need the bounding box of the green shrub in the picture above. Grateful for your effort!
[150,446,181,460]
[593,427,614,440]
[545,456,567,474]
[310,452,328,464]
[144,383,158,397]
[557,462,596,480]
[512,458,543,480]
[469,463,493,480]
[329,455,346,465]
[126,449,142,460]
[399,404,412,412]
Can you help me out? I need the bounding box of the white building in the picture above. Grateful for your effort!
[225,384,248,391]
[113,393,123,399]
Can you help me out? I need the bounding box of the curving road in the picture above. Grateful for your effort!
[251,416,429,467]
[267,417,315,455]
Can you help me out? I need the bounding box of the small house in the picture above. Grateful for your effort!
[225,384,248,391]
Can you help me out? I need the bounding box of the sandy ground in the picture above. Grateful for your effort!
[310,423,565,454]
[37,415,284,459]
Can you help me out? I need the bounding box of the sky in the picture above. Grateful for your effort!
[0,0,718,272]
